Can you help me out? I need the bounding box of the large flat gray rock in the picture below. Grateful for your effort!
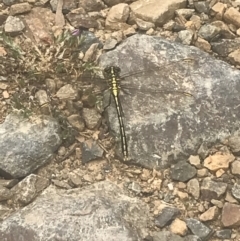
[0,181,151,241]
[99,34,240,168]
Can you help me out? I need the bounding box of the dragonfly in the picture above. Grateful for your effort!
[80,58,196,162]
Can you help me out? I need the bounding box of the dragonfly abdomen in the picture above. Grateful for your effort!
[104,66,128,161]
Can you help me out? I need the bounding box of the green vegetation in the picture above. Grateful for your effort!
[0,28,100,145]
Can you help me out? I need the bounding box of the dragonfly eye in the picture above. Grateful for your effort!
[104,66,111,74]
[113,66,121,74]
[104,66,121,76]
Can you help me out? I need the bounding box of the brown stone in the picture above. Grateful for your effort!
[222,203,240,227]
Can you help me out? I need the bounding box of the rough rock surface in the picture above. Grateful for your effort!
[0,112,61,178]
[99,34,240,168]
[0,181,151,241]
[2,0,240,240]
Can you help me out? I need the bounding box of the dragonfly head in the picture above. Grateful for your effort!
[104,66,121,77]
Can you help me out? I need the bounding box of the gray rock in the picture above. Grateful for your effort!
[231,160,240,177]
[155,206,180,228]
[50,0,77,13]
[175,9,195,19]
[200,12,209,22]
[0,14,8,26]
[231,182,240,201]
[194,1,209,14]
[104,0,136,7]
[171,161,197,182]
[68,172,82,187]
[187,178,200,199]
[211,21,236,39]
[66,11,100,29]
[198,24,221,41]
[103,38,118,50]
[186,218,212,239]
[35,90,49,106]
[80,30,103,52]
[0,181,151,241]
[0,112,61,178]
[57,146,67,156]
[3,0,16,6]
[56,84,78,100]
[163,20,175,31]
[215,229,232,239]
[143,235,153,241]
[177,29,194,45]
[98,34,240,169]
[82,108,102,129]
[163,193,175,203]
[0,204,12,221]
[11,174,49,205]
[51,179,72,189]
[152,231,184,241]
[0,179,18,189]
[81,139,104,163]
[211,199,223,209]
[78,0,105,12]
[67,114,85,131]
[0,187,12,202]
[135,18,155,31]
[200,177,227,201]
[226,133,240,154]
[4,16,25,35]
[184,235,201,241]
[81,90,98,109]
[128,181,142,194]
[197,142,210,160]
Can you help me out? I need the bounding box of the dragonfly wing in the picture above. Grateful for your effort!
[119,58,196,101]
[120,58,196,79]
[120,85,195,98]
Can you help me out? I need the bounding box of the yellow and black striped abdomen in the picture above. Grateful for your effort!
[104,66,128,161]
